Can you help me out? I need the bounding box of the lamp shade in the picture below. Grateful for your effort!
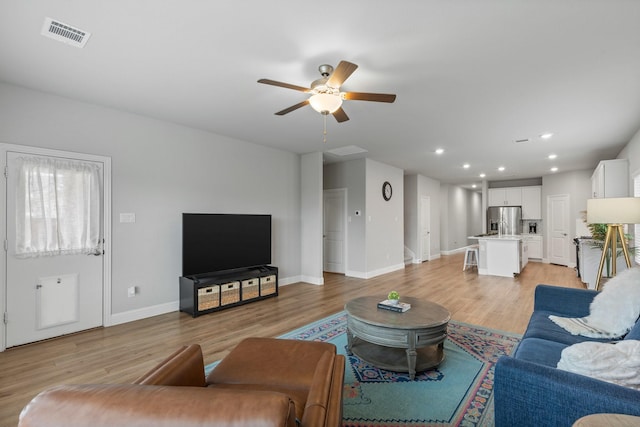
[587,197,640,224]
[308,93,343,114]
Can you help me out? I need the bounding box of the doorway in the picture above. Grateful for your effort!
[547,194,571,266]
[421,196,431,262]
[1,144,111,350]
[323,189,347,274]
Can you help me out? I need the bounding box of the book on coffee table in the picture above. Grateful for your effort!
[377,299,411,313]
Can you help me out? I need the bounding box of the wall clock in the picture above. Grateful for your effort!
[382,181,392,201]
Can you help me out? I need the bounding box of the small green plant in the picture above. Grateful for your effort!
[388,290,400,301]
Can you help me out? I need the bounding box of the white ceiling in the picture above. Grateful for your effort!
[2,1,639,187]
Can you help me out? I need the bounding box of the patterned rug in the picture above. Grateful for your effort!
[207,311,521,427]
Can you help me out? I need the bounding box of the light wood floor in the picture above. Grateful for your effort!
[0,253,583,427]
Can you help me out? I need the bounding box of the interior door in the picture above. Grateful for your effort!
[5,151,104,347]
[421,196,430,262]
[547,194,571,266]
[323,189,346,274]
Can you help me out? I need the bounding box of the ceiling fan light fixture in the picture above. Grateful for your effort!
[309,93,343,114]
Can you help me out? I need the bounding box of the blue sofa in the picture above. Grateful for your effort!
[494,285,640,427]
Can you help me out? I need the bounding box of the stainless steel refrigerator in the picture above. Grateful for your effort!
[487,206,522,235]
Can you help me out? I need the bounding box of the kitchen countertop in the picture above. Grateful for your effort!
[469,234,523,241]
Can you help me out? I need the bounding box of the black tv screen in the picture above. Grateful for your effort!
[182,213,272,277]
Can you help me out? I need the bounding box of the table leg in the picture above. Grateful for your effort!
[406,348,417,380]
[347,328,353,352]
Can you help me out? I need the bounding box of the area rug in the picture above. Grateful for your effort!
[206,311,521,427]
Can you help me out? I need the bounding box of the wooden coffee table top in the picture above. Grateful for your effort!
[345,296,450,329]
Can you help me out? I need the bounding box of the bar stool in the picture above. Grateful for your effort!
[463,245,479,271]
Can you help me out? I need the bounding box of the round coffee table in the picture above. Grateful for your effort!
[345,296,450,380]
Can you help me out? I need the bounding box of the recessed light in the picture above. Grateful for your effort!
[435,148,444,155]
[463,163,470,169]
[479,173,486,178]
[548,154,557,159]
[540,133,554,140]
[472,184,477,188]
[498,166,505,172]
[550,167,558,172]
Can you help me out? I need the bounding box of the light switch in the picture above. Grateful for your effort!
[120,213,136,223]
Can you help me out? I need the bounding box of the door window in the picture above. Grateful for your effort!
[15,156,101,257]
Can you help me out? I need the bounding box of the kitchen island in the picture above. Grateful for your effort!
[469,235,528,277]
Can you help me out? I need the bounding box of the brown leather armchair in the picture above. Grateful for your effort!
[18,338,345,427]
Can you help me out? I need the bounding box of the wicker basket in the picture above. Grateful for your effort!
[220,281,241,306]
[260,275,276,296]
[197,285,220,311]
[241,278,260,300]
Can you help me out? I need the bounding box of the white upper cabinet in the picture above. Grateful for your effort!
[522,186,542,219]
[591,159,629,198]
[488,188,522,206]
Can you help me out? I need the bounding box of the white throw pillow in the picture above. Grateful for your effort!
[557,340,640,390]
[587,268,640,336]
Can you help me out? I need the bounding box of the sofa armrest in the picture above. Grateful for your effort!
[533,285,598,317]
[19,384,297,427]
[300,352,345,427]
[324,354,345,427]
[133,344,206,387]
[495,356,640,427]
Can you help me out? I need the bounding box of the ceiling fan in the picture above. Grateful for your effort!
[258,60,396,123]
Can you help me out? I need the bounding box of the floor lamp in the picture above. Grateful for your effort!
[587,197,640,291]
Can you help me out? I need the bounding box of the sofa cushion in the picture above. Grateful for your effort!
[624,318,640,340]
[513,337,568,367]
[523,311,614,346]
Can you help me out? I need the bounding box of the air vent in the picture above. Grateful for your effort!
[41,17,91,48]
[514,138,530,144]
[326,145,368,156]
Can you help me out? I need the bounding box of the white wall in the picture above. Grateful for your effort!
[618,127,640,185]
[0,83,302,320]
[365,159,404,276]
[300,152,323,285]
[324,158,404,278]
[440,184,482,253]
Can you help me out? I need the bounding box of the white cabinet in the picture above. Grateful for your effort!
[488,186,541,215]
[522,186,542,219]
[488,187,522,206]
[524,235,543,259]
[591,159,628,198]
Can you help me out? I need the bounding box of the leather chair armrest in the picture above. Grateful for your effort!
[19,384,298,427]
[133,344,207,387]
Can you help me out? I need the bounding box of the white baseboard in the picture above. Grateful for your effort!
[441,246,471,255]
[346,263,405,279]
[298,275,324,285]
[107,301,179,327]
[414,253,441,263]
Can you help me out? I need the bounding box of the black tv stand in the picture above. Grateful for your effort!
[179,266,278,317]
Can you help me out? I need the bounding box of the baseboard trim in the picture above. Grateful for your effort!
[107,301,178,327]
[346,263,405,279]
[298,275,324,285]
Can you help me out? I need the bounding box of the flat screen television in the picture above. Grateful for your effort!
[182,213,272,277]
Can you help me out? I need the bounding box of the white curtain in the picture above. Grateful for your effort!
[15,156,101,258]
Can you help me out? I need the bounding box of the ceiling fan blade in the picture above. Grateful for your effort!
[332,107,349,123]
[343,92,397,103]
[327,61,358,88]
[275,100,310,115]
[258,79,310,93]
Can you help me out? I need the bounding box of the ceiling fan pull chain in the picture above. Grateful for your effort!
[323,113,328,143]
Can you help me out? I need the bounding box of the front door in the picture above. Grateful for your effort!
[4,149,105,348]
[547,194,571,266]
[323,189,346,273]
[421,196,430,262]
